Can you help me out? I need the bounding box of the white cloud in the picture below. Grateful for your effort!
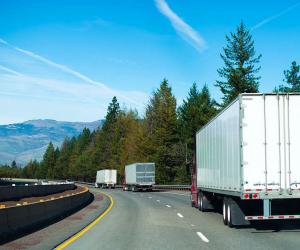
[252,2,300,30]
[155,0,206,53]
[0,38,147,108]
[0,65,149,124]
[0,65,23,76]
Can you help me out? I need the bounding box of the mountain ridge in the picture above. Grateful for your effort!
[0,119,104,165]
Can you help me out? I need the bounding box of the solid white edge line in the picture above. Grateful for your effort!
[197,232,209,243]
[177,213,184,218]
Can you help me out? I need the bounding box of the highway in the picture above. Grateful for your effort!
[61,188,300,250]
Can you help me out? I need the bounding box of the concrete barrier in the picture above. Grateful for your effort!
[0,187,92,240]
[0,184,75,202]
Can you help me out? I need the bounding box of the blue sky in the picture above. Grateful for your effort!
[0,0,299,124]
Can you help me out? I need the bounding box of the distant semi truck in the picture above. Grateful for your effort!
[124,163,155,191]
[191,93,300,227]
[95,169,117,188]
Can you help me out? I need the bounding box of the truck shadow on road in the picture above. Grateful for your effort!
[246,221,300,233]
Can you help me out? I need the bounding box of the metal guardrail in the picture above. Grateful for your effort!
[76,181,190,191]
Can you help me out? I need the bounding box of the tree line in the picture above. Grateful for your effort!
[1,22,299,183]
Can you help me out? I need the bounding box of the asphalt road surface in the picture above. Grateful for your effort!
[63,188,300,250]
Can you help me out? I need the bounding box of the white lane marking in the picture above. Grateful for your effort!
[197,232,209,243]
[177,213,184,218]
[156,200,160,202]
[148,197,152,199]
[159,192,189,196]
[166,205,171,208]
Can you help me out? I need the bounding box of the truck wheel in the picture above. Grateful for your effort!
[223,198,228,225]
[227,201,233,227]
[198,192,204,211]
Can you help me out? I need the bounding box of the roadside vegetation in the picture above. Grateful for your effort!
[1,22,299,184]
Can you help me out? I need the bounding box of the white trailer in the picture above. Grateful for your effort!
[124,163,155,191]
[95,169,117,188]
[191,93,300,227]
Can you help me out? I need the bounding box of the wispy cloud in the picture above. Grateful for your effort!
[0,64,148,123]
[252,2,300,30]
[0,65,23,76]
[155,0,206,53]
[0,38,146,107]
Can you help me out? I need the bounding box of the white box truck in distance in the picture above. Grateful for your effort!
[124,163,155,191]
[191,94,300,227]
[95,169,117,188]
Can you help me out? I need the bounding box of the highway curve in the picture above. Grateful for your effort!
[62,188,300,250]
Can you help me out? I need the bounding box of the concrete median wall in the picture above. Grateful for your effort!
[0,184,75,202]
[0,187,92,239]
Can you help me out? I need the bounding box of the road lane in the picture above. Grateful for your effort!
[63,188,300,250]
[64,189,209,250]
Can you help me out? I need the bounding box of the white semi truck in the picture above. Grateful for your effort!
[124,163,155,191]
[95,169,117,189]
[191,94,300,227]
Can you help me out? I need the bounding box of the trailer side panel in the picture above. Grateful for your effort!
[196,99,241,193]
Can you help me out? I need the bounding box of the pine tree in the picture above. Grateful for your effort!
[42,142,56,179]
[144,79,180,183]
[275,61,300,93]
[177,83,216,183]
[97,96,121,171]
[216,21,261,106]
[11,160,17,168]
[178,83,216,150]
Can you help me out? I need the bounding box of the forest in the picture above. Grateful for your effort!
[1,22,299,184]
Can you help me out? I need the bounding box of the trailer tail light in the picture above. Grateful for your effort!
[243,193,258,199]
[244,194,249,199]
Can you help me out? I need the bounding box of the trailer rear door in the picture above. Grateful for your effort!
[242,94,300,193]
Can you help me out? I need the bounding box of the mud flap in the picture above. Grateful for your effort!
[228,198,250,226]
[200,192,215,210]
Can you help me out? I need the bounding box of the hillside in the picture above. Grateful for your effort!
[0,119,103,165]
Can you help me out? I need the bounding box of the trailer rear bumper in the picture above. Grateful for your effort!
[246,215,300,220]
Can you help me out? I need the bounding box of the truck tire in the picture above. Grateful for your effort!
[227,200,233,228]
[223,198,228,225]
[198,192,204,211]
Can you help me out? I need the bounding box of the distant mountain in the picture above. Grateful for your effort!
[0,119,104,166]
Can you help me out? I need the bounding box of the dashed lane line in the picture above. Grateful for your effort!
[177,213,184,218]
[197,232,209,243]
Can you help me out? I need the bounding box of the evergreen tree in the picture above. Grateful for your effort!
[178,83,217,150]
[97,96,121,171]
[216,21,261,106]
[144,79,180,183]
[68,129,91,180]
[177,83,216,183]
[40,142,56,179]
[275,61,300,93]
[23,160,39,178]
[55,138,73,179]
[11,160,17,168]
